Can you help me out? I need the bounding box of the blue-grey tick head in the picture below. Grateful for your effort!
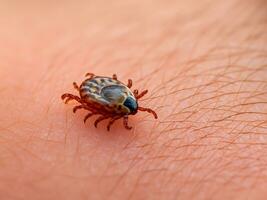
[123,97,138,114]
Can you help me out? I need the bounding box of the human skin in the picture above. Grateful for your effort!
[0,0,267,199]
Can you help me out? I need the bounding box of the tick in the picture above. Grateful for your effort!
[61,73,158,131]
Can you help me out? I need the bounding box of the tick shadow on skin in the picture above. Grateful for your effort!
[71,111,138,138]
[67,119,141,159]
[59,100,157,154]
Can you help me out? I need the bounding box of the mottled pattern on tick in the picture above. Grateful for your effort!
[79,76,135,113]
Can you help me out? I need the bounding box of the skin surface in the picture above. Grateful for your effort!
[0,0,267,199]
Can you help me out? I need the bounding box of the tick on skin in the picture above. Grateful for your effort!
[61,73,158,131]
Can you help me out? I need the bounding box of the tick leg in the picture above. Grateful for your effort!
[133,89,138,97]
[123,115,132,130]
[127,79,132,88]
[73,105,86,113]
[136,90,148,99]
[94,115,110,128]
[85,72,95,79]
[138,106,158,119]
[73,82,79,91]
[107,116,122,131]
[61,93,83,104]
[73,103,98,114]
[84,113,95,123]
[112,74,118,80]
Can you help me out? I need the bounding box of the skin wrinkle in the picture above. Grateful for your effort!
[110,119,173,197]
[123,30,175,82]
[144,49,267,198]
[0,144,55,198]
[195,145,253,196]
[210,56,240,123]
[145,63,266,101]
[107,152,142,198]
[98,148,119,183]
[214,152,266,191]
[175,80,265,119]
[205,114,261,146]
[157,122,219,195]
[190,158,235,198]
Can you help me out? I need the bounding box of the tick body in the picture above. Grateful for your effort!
[61,73,157,131]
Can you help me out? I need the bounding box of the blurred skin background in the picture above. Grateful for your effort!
[0,0,267,199]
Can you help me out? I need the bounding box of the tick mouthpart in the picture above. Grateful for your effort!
[123,97,138,114]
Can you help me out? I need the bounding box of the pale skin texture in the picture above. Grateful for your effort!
[0,0,267,199]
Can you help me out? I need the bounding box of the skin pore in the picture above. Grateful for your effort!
[0,0,267,199]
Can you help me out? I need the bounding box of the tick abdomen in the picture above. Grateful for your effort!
[79,76,123,105]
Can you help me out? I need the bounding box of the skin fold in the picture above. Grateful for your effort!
[0,0,266,199]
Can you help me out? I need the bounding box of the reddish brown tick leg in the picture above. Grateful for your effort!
[123,115,132,130]
[85,72,95,78]
[73,82,79,91]
[73,105,87,113]
[73,104,96,113]
[107,116,122,131]
[84,113,95,123]
[62,73,157,131]
[61,93,83,104]
[112,74,117,80]
[127,79,132,88]
[133,89,139,97]
[94,115,110,128]
[138,107,158,119]
[136,90,148,99]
